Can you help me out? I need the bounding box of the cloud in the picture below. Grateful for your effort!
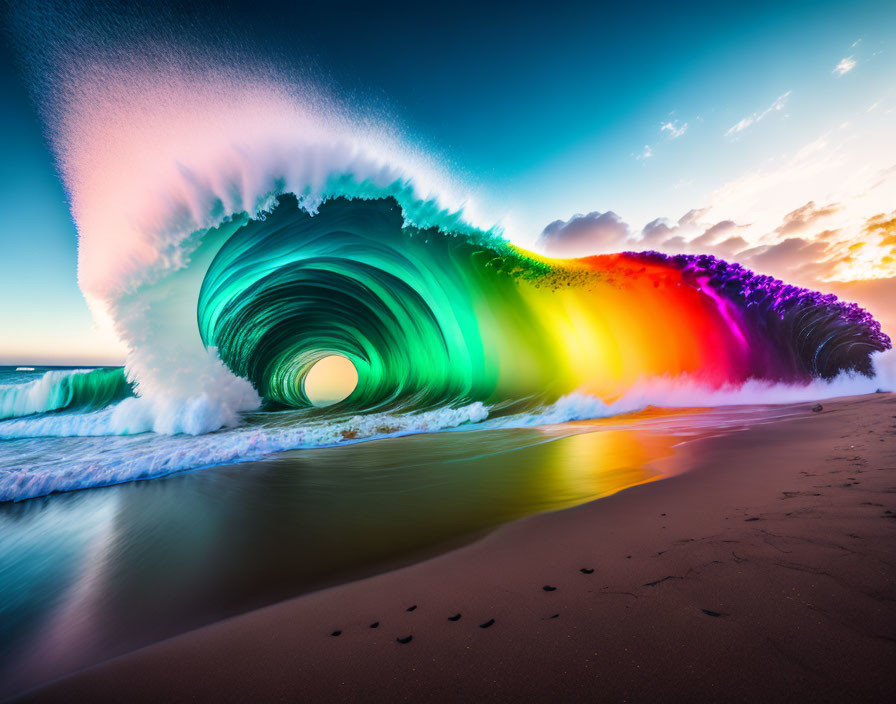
[640,217,677,245]
[692,220,737,246]
[834,56,856,75]
[712,236,749,257]
[740,237,831,272]
[870,164,896,189]
[661,120,688,139]
[660,235,688,250]
[694,212,896,284]
[655,221,745,257]
[635,121,688,164]
[774,201,841,236]
[537,211,631,256]
[725,91,791,137]
[638,209,733,249]
[537,204,895,292]
[865,213,896,243]
[677,208,709,227]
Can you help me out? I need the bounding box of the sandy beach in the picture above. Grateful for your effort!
[4,3,895,702]
[20,392,895,703]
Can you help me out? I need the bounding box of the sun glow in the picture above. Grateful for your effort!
[303,355,359,407]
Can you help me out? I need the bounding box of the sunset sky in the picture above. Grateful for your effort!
[0,0,893,365]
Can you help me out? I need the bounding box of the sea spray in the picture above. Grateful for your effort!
[1,351,893,501]
[1,1,891,503]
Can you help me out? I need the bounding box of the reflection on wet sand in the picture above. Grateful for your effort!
[0,405,795,696]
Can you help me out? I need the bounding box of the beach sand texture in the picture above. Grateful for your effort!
[23,393,896,703]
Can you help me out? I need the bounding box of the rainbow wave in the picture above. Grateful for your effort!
[2,193,889,427]
[196,195,889,413]
[0,191,892,501]
[0,7,891,501]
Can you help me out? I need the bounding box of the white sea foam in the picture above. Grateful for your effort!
[0,402,489,501]
[15,7,892,441]
[19,24,491,436]
[611,348,895,409]
[1,350,892,502]
[485,349,895,429]
[3,8,892,502]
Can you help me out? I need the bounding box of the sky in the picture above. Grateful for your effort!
[0,0,894,364]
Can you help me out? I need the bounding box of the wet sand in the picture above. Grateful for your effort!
[23,393,896,702]
[2,410,700,697]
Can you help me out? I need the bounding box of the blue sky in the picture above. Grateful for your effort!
[1,0,894,363]
[0,38,101,364]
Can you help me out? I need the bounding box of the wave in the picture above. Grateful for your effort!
[0,194,889,434]
[0,368,132,421]
[1,351,892,501]
[4,19,883,438]
[0,12,891,502]
[0,402,489,501]
[196,195,889,414]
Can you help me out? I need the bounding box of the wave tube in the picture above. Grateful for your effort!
[197,195,891,414]
[6,3,889,436]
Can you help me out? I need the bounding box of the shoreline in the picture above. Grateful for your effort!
[21,392,896,702]
[1,407,714,697]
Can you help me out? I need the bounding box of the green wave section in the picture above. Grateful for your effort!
[197,195,563,411]
[0,368,133,420]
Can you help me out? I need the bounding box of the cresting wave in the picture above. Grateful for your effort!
[0,173,892,502]
[0,368,131,421]
[8,10,888,436]
[198,195,889,415]
[0,5,891,501]
[1,354,893,502]
[1,193,890,431]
